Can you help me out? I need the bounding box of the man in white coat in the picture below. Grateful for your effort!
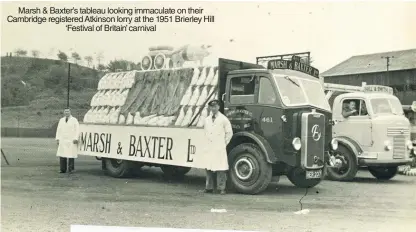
[56,108,79,173]
[203,100,233,195]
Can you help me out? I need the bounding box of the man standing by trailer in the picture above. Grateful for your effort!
[203,100,233,195]
[56,108,79,174]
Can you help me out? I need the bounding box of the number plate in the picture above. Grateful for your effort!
[306,169,322,179]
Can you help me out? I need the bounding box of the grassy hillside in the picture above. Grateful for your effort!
[1,56,103,128]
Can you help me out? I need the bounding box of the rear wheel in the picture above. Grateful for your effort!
[326,145,358,181]
[160,165,191,178]
[287,167,322,188]
[368,166,398,180]
[228,143,272,195]
[104,158,136,178]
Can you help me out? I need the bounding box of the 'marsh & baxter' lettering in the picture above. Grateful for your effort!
[128,135,173,160]
[80,132,111,154]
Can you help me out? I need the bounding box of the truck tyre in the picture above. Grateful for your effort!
[287,167,322,188]
[104,159,134,178]
[228,143,272,195]
[160,165,191,178]
[368,166,398,180]
[325,145,358,181]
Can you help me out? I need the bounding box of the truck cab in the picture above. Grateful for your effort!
[403,101,416,166]
[325,85,413,181]
[219,58,337,192]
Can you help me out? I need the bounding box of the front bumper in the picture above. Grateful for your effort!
[358,158,413,167]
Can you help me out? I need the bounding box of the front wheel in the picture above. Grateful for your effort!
[160,165,191,178]
[287,167,322,188]
[325,145,358,181]
[228,143,272,195]
[368,166,398,180]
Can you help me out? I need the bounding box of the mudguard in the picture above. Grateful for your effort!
[229,131,277,163]
[334,136,362,163]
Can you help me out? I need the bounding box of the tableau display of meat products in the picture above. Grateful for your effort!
[139,71,163,117]
[120,71,145,115]
[158,69,182,115]
[84,65,220,127]
[150,69,171,115]
[128,70,161,115]
[166,68,193,116]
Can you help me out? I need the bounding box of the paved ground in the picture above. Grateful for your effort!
[1,138,416,232]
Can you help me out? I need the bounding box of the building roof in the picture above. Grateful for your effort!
[322,49,416,77]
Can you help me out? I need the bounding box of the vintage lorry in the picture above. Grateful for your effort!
[322,82,413,180]
[78,56,338,195]
[255,52,413,181]
[402,101,416,166]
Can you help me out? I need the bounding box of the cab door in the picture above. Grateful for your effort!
[223,74,258,133]
[333,98,373,148]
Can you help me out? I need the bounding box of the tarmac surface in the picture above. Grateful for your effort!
[1,138,416,232]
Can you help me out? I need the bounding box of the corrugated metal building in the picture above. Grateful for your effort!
[322,49,416,105]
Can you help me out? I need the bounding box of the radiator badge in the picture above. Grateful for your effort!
[311,124,322,141]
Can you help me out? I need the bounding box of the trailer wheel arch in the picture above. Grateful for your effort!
[228,132,277,164]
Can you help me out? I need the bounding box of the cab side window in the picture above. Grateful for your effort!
[258,77,277,104]
[342,99,368,118]
[230,76,256,104]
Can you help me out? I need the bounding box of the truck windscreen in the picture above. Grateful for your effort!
[371,97,404,115]
[273,74,331,111]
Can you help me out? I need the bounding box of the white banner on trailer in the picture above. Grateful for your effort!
[71,225,263,232]
[78,124,211,169]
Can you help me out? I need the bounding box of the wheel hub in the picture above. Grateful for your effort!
[234,158,254,180]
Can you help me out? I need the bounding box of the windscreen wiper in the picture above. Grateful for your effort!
[284,76,300,87]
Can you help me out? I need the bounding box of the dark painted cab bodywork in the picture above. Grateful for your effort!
[217,58,332,172]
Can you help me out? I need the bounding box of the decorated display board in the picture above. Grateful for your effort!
[267,55,320,78]
[83,66,219,128]
[362,85,394,95]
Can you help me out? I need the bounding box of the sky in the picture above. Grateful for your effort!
[1,1,416,72]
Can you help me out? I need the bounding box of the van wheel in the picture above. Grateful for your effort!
[228,143,272,195]
[287,167,322,188]
[368,166,398,180]
[161,165,191,178]
[104,158,134,178]
[326,145,358,181]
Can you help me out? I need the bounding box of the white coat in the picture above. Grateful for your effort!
[55,116,80,158]
[204,112,233,171]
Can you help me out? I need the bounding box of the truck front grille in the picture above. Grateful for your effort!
[393,136,406,159]
[301,112,325,169]
[387,127,410,136]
